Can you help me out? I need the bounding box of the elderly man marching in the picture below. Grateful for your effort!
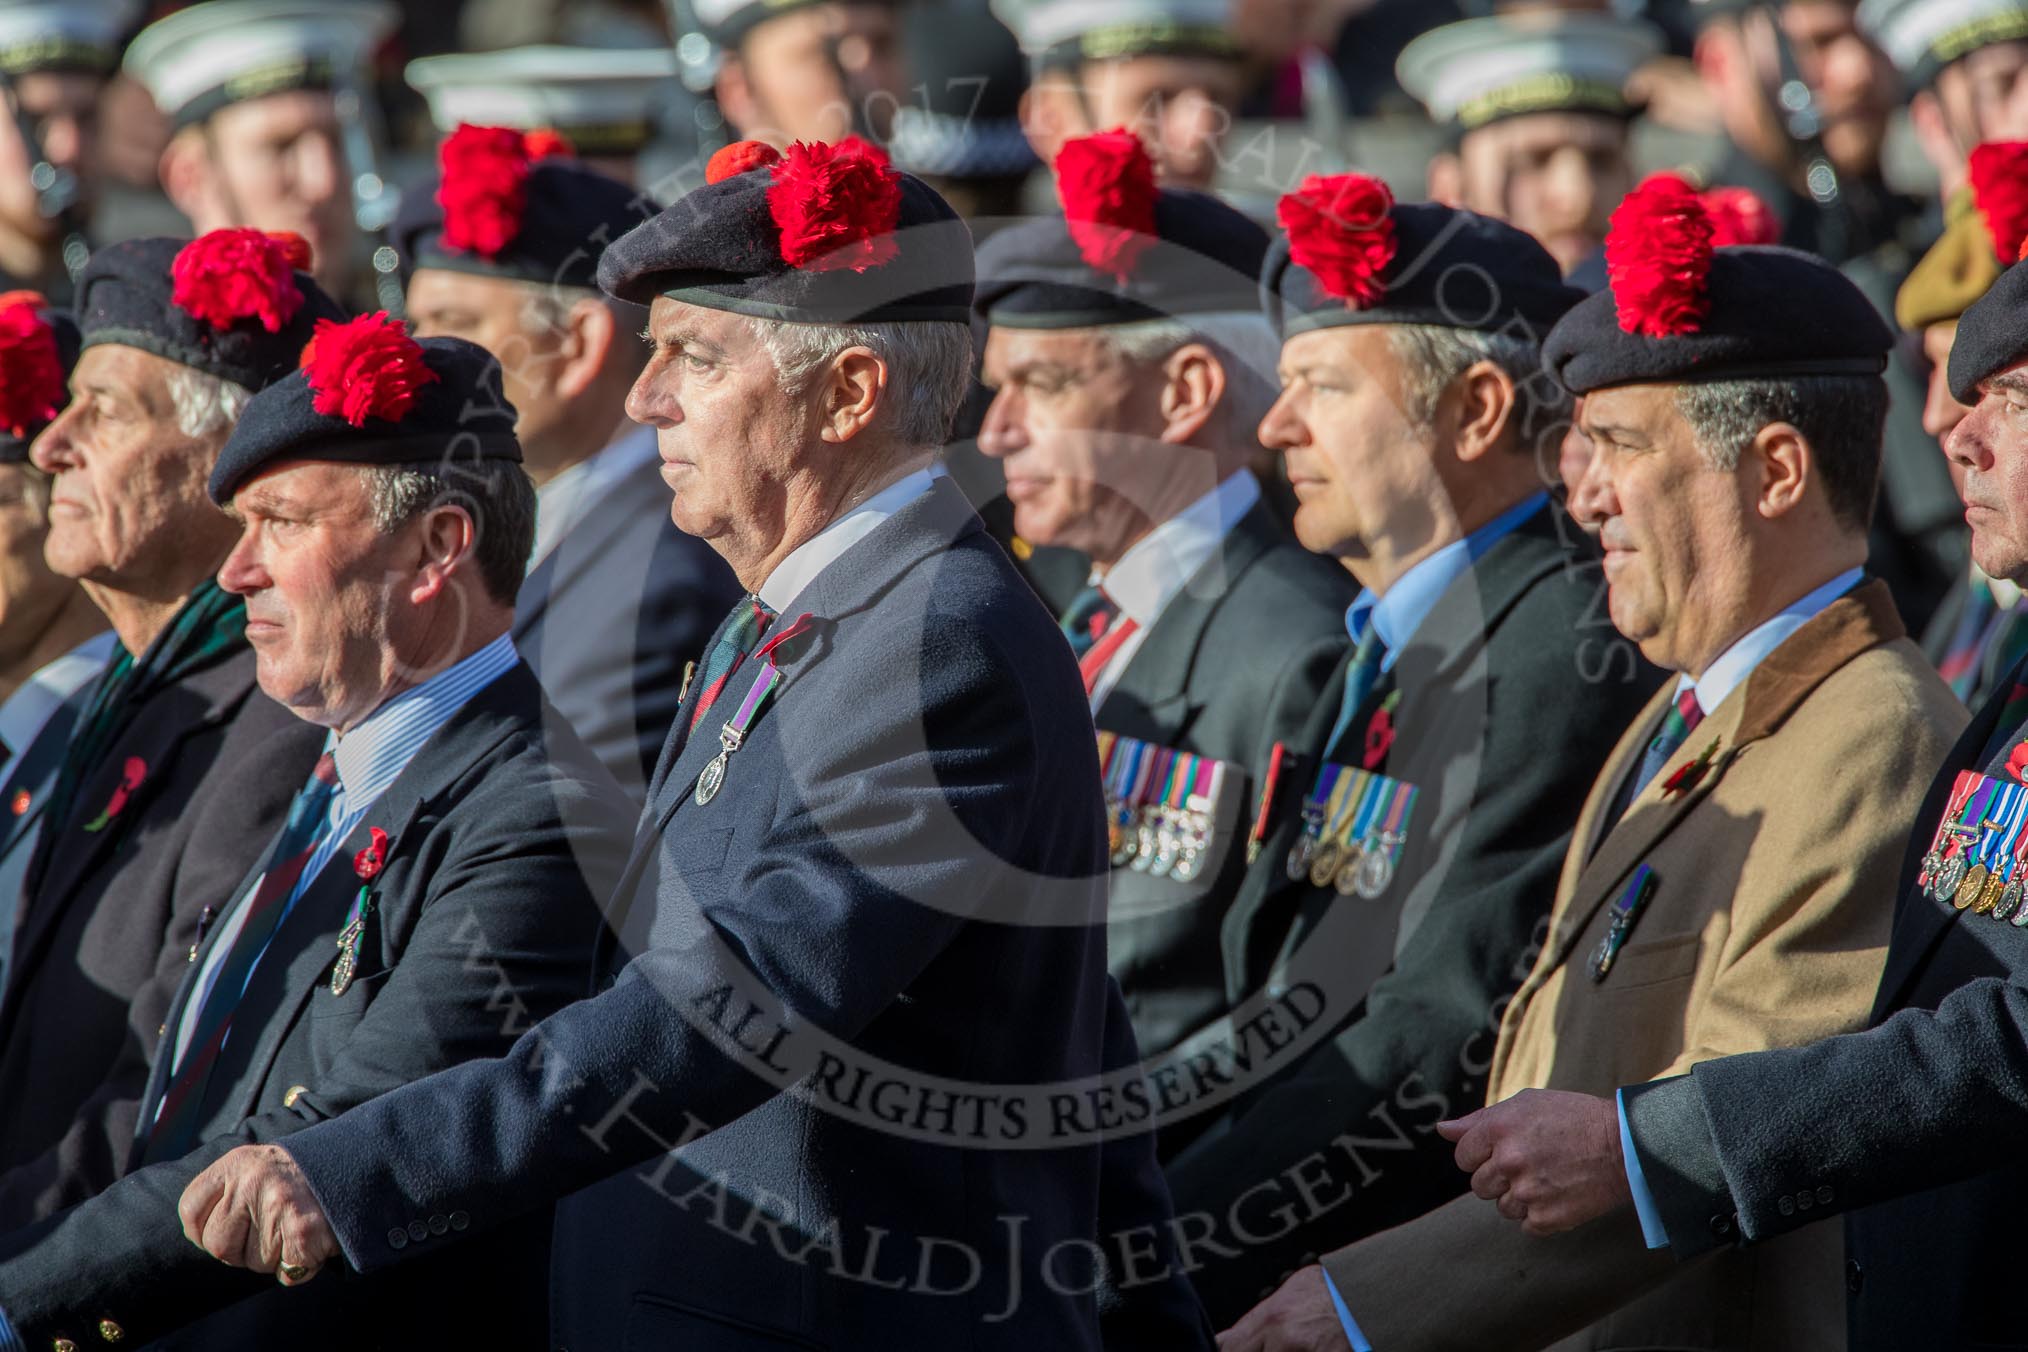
[0,328,636,1349]
[974,129,1352,1076]
[1222,176,1966,1352]
[0,232,347,1227]
[0,139,1208,1350]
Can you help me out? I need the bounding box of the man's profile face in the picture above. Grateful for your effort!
[730,3,905,145]
[1947,358,2028,581]
[219,460,411,728]
[0,71,103,245]
[179,91,356,295]
[1933,40,2028,147]
[29,344,233,590]
[1454,112,1632,275]
[976,324,1186,560]
[1777,0,1895,177]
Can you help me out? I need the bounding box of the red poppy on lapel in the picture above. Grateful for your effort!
[10,788,29,816]
[1363,708,1395,770]
[1661,738,1721,798]
[82,756,147,833]
[2008,741,2028,785]
[353,826,390,881]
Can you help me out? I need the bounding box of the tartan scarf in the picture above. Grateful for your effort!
[42,579,248,841]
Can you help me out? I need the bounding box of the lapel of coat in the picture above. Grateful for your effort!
[4,651,257,1021]
[1871,649,2025,1017]
[0,685,91,870]
[1097,504,1276,730]
[221,664,543,1120]
[1547,580,1908,975]
[620,478,986,895]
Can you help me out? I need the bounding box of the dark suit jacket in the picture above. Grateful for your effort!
[1164,501,1663,1325]
[1621,652,2028,1352]
[0,660,634,1350]
[0,642,326,1227]
[1098,503,1352,1062]
[247,478,1204,1351]
[516,445,742,799]
[0,664,102,992]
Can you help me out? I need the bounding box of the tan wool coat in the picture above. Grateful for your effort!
[1324,581,1967,1352]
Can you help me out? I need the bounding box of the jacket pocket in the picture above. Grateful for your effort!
[1599,930,1704,991]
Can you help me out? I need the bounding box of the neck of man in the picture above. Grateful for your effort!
[1348,470,1540,598]
[1676,544,1866,681]
[523,408,633,489]
[727,446,936,594]
[331,606,514,735]
[1088,451,1244,575]
[0,586,106,705]
[89,558,228,660]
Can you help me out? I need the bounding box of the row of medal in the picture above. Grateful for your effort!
[1097,731,1230,883]
[1285,762,1419,899]
[1918,770,2028,924]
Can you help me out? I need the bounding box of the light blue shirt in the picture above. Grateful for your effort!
[1322,565,1869,1352]
[1616,563,1863,1248]
[1346,493,1549,668]
[164,634,519,1079]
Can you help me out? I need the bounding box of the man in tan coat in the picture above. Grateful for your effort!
[1218,183,1967,1351]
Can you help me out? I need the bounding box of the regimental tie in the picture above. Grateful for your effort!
[142,751,341,1163]
[1621,686,1705,816]
[690,595,779,730]
[1060,586,1139,696]
[1322,626,1387,766]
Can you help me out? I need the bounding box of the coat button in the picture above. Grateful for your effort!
[449,1211,469,1231]
[1796,1191,1813,1211]
[282,1086,306,1109]
[1777,1195,1794,1216]
[428,1214,449,1236]
[1709,1213,1735,1239]
[407,1220,430,1242]
[1846,1259,1864,1294]
[56,1339,77,1351]
[387,1227,409,1250]
[1816,1184,1834,1205]
[97,1319,123,1343]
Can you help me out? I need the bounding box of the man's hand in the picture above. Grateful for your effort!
[178,1144,339,1285]
[1217,1266,1352,1352]
[1437,1088,1630,1237]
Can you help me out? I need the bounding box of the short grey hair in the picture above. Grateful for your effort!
[362,459,537,605]
[745,316,973,449]
[1091,312,1283,443]
[1673,376,1885,530]
[163,366,253,441]
[1385,325,1572,451]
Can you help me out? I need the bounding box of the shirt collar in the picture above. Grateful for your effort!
[1349,492,1548,669]
[326,634,519,811]
[530,423,663,567]
[758,466,941,614]
[1098,470,1260,626]
[1676,566,1865,717]
[0,629,116,765]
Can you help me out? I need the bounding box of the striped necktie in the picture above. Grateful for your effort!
[142,752,341,1162]
[1621,686,1706,815]
[1074,592,1139,696]
[690,595,778,730]
[1322,626,1388,766]
[1060,586,1113,658]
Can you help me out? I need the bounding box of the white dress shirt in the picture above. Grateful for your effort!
[1085,470,1261,711]
[529,423,664,568]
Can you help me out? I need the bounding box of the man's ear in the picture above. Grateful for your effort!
[554,298,618,402]
[1749,420,1812,520]
[1156,343,1225,446]
[1020,78,1085,167]
[1908,90,1967,194]
[407,502,479,606]
[1428,152,1464,208]
[1449,359,1519,463]
[159,128,213,224]
[714,58,765,144]
[818,347,887,444]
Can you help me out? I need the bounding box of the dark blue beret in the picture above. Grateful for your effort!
[1,306,78,463]
[1949,256,2028,403]
[76,237,349,392]
[209,335,520,505]
[975,189,1267,328]
[393,159,658,292]
[1545,246,1893,395]
[595,158,975,325]
[1263,203,1584,344]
